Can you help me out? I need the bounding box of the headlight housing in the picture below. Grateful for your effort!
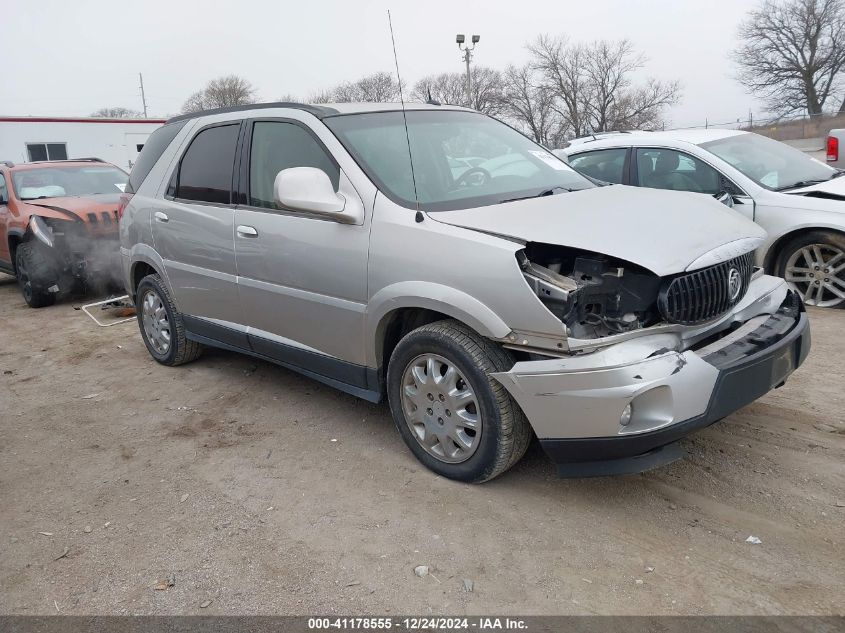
[29,215,56,247]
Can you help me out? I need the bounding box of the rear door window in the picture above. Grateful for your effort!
[175,123,240,205]
[128,120,186,193]
[569,148,627,184]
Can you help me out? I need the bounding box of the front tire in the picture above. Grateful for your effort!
[136,273,202,366]
[386,320,531,483]
[15,242,57,308]
[777,230,845,308]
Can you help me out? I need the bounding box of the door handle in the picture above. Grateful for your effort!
[237,225,258,237]
[154,211,169,223]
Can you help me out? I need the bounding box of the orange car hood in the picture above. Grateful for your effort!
[22,193,121,227]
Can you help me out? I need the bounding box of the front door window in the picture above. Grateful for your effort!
[636,148,725,194]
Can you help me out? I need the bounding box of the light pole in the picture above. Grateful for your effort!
[456,34,480,108]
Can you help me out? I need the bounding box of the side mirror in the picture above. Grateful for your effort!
[274,167,346,217]
[715,191,734,208]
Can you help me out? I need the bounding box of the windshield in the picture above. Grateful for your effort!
[700,132,837,191]
[324,110,593,211]
[12,166,128,200]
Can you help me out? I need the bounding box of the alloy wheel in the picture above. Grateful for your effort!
[141,289,172,354]
[784,243,845,307]
[400,353,482,464]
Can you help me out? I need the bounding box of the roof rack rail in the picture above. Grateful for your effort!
[2,161,14,168]
[165,101,340,124]
[72,157,105,162]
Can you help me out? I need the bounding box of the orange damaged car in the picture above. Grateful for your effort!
[0,158,128,307]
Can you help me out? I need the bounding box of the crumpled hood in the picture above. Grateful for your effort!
[431,185,765,276]
[22,193,122,230]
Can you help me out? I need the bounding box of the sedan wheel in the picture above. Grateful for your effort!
[784,243,845,307]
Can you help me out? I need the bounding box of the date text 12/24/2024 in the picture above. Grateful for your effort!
[307,617,528,630]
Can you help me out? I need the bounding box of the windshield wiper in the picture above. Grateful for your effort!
[775,179,826,192]
[500,186,572,204]
[20,195,51,200]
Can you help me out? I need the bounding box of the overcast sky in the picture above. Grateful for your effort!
[1,0,763,127]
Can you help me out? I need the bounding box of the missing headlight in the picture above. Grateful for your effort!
[518,243,663,339]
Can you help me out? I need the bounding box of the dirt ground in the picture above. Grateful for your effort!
[0,273,843,616]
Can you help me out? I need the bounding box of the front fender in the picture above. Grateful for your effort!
[366,281,512,367]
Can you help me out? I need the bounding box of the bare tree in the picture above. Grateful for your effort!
[181,75,257,113]
[609,79,682,130]
[529,36,592,138]
[412,67,504,114]
[733,0,845,116]
[500,63,561,146]
[309,72,400,103]
[529,35,680,138]
[412,72,466,106]
[90,107,144,118]
[307,88,336,104]
[469,67,506,115]
[349,71,401,101]
[581,40,678,133]
[277,93,302,103]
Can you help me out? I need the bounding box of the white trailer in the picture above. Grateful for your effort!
[0,116,166,172]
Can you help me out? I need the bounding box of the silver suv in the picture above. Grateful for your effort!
[119,102,810,482]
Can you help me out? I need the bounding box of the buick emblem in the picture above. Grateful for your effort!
[728,268,742,301]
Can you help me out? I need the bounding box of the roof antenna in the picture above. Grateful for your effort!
[387,10,422,220]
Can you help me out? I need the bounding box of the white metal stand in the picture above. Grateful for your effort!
[80,295,136,327]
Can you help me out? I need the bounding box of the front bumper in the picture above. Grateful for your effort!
[493,286,811,476]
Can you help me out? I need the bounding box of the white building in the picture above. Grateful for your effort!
[0,116,166,172]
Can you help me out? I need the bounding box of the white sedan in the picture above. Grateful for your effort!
[557,129,845,307]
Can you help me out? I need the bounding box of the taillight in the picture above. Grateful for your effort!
[116,192,133,220]
[827,135,839,162]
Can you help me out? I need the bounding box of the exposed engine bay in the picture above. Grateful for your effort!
[518,242,663,339]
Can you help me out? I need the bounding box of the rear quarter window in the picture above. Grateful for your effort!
[127,120,187,193]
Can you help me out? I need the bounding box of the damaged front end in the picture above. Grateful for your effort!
[494,258,811,476]
[514,241,761,354]
[25,213,122,296]
[517,243,663,340]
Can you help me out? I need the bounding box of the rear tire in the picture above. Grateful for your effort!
[386,320,531,483]
[776,230,845,308]
[15,242,57,308]
[136,273,202,366]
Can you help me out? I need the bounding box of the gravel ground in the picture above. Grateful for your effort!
[0,273,843,615]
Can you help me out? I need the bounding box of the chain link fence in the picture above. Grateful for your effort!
[664,111,845,142]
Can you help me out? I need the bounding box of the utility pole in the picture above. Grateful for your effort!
[456,34,480,108]
[139,73,148,118]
